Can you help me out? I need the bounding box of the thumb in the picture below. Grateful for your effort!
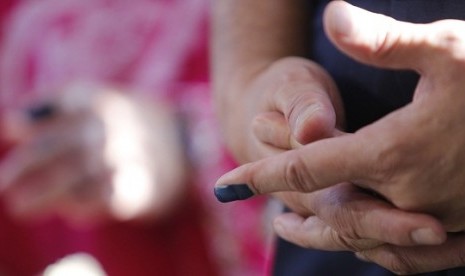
[323,1,438,72]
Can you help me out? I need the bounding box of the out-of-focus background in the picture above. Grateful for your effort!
[0,0,275,275]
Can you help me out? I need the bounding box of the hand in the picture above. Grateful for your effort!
[215,56,345,164]
[355,233,465,275]
[0,83,187,226]
[213,1,446,252]
[216,1,465,273]
[213,54,426,246]
[252,93,445,250]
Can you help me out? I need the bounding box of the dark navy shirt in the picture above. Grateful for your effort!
[273,1,465,275]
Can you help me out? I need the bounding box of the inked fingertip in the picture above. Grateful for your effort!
[27,103,56,121]
[214,184,254,203]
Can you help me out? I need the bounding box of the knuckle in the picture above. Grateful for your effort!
[327,205,363,240]
[359,129,404,185]
[379,247,418,275]
[311,189,365,241]
[283,154,315,192]
[271,57,312,80]
[270,57,330,90]
[335,220,362,241]
[436,27,461,48]
[372,142,397,178]
[331,232,362,251]
[371,18,400,64]
[433,22,465,63]
[361,128,425,208]
[455,246,465,267]
[251,115,274,146]
[297,234,318,249]
[330,230,380,252]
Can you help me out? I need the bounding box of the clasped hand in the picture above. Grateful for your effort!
[216,2,465,274]
[0,83,187,226]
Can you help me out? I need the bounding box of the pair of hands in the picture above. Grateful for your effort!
[215,2,465,274]
[0,83,187,227]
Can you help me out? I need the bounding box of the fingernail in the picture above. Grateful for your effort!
[214,184,254,203]
[411,228,444,245]
[327,2,353,37]
[27,104,56,121]
[293,104,321,136]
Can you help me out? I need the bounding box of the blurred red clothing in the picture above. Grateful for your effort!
[0,193,218,276]
[0,0,269,275]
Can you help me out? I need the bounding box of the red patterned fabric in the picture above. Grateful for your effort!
[0,0,270,275]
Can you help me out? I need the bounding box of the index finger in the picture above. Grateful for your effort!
[214,133,374,202]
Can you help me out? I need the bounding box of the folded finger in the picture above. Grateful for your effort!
[309,183,446,246]
[358,233,465,275]
[273,212,381,251]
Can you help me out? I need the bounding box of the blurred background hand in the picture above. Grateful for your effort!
[0,83,188,226]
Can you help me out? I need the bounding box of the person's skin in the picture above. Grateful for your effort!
[213,0,465,274]
[0,83,188,227]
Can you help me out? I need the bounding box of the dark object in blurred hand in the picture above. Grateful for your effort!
[27,104,56,121]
